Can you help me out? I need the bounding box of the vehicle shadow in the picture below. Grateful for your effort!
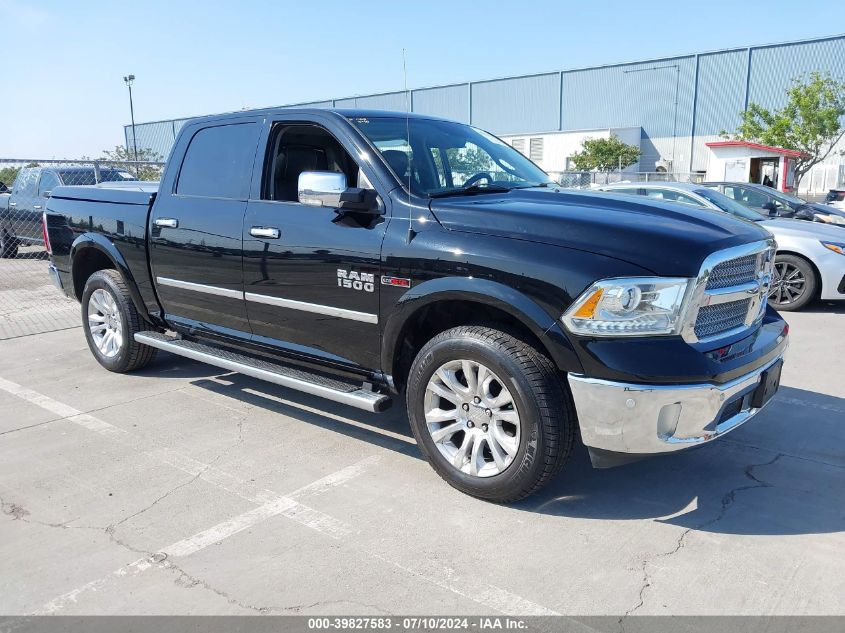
[184,365,421,460]
[148,353,845,537]
[801,300,845,314]
[516,384,845,536]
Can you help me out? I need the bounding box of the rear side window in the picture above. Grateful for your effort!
[38,171,61,196]
[177,123,259,199]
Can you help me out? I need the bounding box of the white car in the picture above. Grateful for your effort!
[597,182,845,311]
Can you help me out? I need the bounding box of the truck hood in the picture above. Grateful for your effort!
[429,188,771,277]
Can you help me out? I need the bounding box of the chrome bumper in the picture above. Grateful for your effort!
[48,264,63,291]
[568,354,785,455]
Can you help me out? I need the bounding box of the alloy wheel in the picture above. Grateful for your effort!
[87,288,123,358]
[423,359,521,478]
[769,261,806,306]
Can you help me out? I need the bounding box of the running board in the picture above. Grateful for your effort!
[134,332,391,413]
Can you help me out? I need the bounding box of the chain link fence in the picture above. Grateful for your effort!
[0,158,163,339]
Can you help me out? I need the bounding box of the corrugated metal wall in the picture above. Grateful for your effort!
[127,35,845,169]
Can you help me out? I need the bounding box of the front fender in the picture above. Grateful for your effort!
[70,233,150,320]
[380,276,583,378]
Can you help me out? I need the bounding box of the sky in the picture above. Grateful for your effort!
[1,0,842,158]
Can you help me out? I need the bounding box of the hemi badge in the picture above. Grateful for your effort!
[381,275,412,288]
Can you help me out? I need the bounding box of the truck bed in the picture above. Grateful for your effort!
[45,181,159,313]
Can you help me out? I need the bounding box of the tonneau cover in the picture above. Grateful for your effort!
[50,181,159,206]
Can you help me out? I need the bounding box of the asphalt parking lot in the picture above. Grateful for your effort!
[0,303,843,617]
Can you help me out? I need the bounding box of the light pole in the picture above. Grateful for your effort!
[123,75,139,169]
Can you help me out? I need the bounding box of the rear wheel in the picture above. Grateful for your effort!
[768,254,816,311]
[0,231,18,258]
[81,270,158,372]
[406,325,575,502]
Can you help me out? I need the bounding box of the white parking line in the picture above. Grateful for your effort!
[1,375,557,616]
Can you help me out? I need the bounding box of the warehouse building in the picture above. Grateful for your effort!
[127,34,845,195]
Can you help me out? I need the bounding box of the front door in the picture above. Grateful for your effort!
[242,120,388,370]
[149,120,261,336]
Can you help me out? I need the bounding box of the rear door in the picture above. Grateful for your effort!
[149,119,262,336]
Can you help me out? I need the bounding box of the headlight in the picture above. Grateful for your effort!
[821,241,845,255]
[562,277,691,337]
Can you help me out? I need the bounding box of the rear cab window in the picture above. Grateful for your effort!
[177,123,260,199]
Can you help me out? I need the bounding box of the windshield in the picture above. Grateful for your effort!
[695,188,766,221]
[770,188,806,205]
[349,116,553,197]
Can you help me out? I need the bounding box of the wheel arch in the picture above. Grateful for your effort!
[71,234,150,321]
[381,277,582,392]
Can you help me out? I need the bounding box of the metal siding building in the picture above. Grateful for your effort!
[127,34,845,186]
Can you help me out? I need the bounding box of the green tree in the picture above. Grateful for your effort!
[0,166,20,189]
[570,136,641,171]
[724,72,845,187]
[100,145,164,181]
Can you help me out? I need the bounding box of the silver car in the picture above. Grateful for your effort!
[597,182,845,311]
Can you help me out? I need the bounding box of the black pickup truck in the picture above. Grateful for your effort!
[44,108,789,501]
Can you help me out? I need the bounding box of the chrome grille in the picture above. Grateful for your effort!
[706,254,759,290]
[694,299,752,339]
[682,240,775,344]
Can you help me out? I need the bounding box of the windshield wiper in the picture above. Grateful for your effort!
[429,184,514,198]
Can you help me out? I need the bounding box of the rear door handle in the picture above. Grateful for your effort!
[8,202,16,207]
[154,218,179,228]
[250,226,281,239]
[33,205,42,210]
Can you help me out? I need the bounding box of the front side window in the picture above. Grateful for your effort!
[264,123,360,202]
[350,117,552,197]
[177,123,259,199]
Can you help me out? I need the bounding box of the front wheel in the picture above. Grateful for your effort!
[81,269,158,372]
[768,254,817,312]
[406,325,575,502]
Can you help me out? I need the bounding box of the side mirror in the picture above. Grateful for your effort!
[298,171,347,208]
[762,201,778,216]
[298,171,380,214]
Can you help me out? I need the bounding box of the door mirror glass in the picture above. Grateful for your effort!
[298,171,347,207]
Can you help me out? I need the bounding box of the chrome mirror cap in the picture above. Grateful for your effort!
[298,171,347,207]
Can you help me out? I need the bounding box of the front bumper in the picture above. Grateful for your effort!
[568,352,786,456]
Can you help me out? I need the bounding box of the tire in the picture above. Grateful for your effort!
[406,325,575,502]
[81,269,158,372]
[0,231,18,258]
[769,254,817,312]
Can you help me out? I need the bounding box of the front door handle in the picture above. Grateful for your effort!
[33,205,42,210]
[154,218,179,228]
[250,226,281,239]
[8,202,16,207]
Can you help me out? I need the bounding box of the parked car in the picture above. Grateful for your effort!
[0,166,136,257]
[703,181,845,226]
[598,182,845,311]
[825,188,845,211]
[44,108,787,501]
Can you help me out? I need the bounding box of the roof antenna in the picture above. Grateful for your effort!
[403,49,417,243]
